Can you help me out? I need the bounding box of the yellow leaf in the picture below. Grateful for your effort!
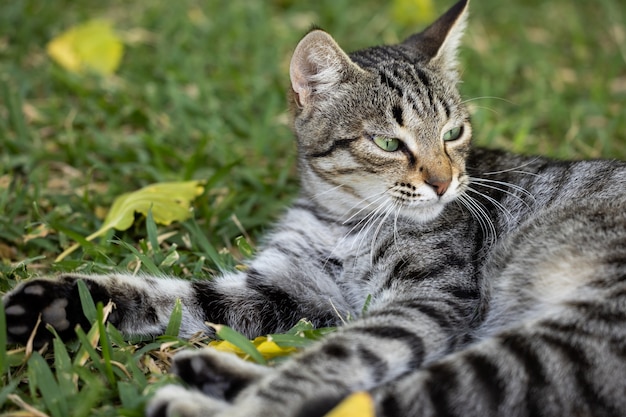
[324,392,376,417]
[209,336,297,361]
[46,19,124,75]
[391,0,435,26]
[55,180,204,262]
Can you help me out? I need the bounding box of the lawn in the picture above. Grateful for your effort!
[1,0,625,415]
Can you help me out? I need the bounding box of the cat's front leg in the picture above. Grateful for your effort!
[146,385,229,417]
[2,273,207,347]
[146,349,268,417]
[170,349,267,400]
[145,334,360,417]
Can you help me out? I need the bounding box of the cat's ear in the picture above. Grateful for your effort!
[403,0,469,75]
[289,30,361,108]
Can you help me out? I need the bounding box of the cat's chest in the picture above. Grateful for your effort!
[329,227,406,305]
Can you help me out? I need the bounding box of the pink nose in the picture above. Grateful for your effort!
[425,177,451,196]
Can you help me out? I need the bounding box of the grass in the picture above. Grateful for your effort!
[1,0,625,415]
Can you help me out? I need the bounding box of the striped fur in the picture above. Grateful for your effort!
[4,1,626,416]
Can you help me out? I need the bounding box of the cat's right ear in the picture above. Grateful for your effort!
[289,30,360,108]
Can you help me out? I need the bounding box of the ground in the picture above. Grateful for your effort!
[0,0,625,415]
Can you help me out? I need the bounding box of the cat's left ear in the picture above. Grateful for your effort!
[289,30,363,108]
[403,0,469,75]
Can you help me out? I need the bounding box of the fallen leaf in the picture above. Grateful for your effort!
[55,180,205,262]
[391,0,435,26]
[46,19,124,75]
[209,336,297,361]
[324,392,376,417]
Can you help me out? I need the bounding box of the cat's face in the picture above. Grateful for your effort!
[290,0,470,224]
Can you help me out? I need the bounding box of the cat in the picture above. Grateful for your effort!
[3,0,626,416]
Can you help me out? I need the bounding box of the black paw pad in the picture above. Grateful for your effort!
[3,278,88,346]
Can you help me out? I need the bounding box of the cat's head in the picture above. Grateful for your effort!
[289,0,471,224]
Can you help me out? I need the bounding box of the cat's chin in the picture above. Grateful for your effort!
[402,203,446,224]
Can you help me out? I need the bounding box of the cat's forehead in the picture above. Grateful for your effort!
[349,44,428,68]
[349,47,455,106]
[354,61,460,128]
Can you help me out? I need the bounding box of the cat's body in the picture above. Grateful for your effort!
[3,1,626,416]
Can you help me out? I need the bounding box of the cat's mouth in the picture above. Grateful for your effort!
[387,179,465,222]
[389,181,459,204]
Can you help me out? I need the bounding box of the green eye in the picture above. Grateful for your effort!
[443,126,463,142]
[373,136,400,152]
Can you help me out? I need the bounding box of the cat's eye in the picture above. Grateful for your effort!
[373,136,400,152]
[443,126,463,142]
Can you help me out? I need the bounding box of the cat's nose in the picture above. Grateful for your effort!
[425,177,451,196]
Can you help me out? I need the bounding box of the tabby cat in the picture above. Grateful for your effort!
[3,1,626,416]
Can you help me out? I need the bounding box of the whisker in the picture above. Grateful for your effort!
[469,177,535,200]
[351,202,390,270]
[461,96,515,105]
[350,197,391,242]
[506,170,548,179]
[456,194,497,248]
[309,183,346,200]
[369,202,396,264]
[353,201,389,251]
[468,179,535,212]
[480,158,543,176]
[342,191,389,225]
[391,201,409,265]
[465,187,516,224]
[321,191,388,271]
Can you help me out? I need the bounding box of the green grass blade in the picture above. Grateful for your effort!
[118,381,142,410]
[1,81,29,151]
[183,220,226,271]
[0,297,6,375]
[270,326,336,349]
[97,303,116,387]
[28,352,68,417]
[285,319,315,334]
[361,294,372,315]
[77,279,97,323]
[69,371,106,417]
[53,336,76,396]
[124,356,148,388]
[268,333,316,349]
[235,235,255,258]
[212,323,267,365]
[106,322,128,347]
[0,379,20,409]
[146,208,161,263]
[73,327,104,374]
[113,239,162,275]
[164,298,183,337]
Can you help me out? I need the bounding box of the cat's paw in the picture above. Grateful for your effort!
[146,385,228,417]
[2,276,90,346]
[146,382,342,417]
[153,348,348,417]
[171,348,267,400]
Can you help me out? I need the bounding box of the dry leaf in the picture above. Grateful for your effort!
[324,392,376,417]
[46,19,124,75]
[391,0,435,26]
[209,336,297,361]
[55,180,205,262]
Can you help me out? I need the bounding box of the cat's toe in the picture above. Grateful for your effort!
[2,278,84,346]
[146,385,228,417]
[171,348,267,400]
